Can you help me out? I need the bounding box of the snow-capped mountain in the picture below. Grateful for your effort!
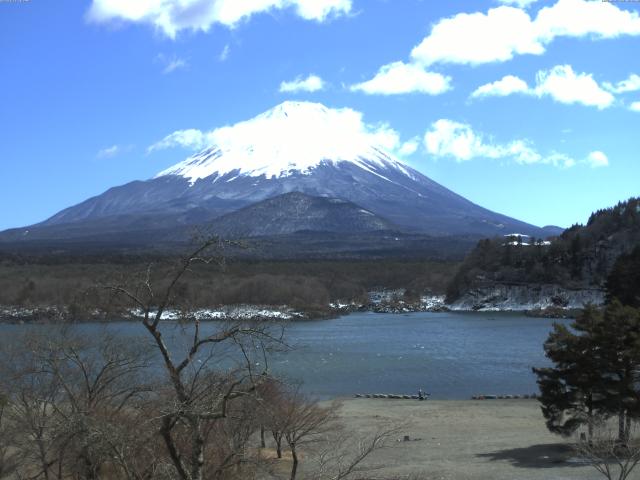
[0,101,560,248]
[156,101,416,183]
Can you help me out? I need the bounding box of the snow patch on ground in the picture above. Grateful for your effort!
[130,305,303,321]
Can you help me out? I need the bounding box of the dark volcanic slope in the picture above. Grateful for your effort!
[6,159,551,241]
[209,191,395,237]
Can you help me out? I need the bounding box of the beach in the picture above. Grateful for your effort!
[319,398,603,480]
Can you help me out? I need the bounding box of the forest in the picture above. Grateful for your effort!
[446,197,640,302]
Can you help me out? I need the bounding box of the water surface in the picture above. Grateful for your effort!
[1,311,567,399]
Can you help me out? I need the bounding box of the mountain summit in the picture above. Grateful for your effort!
[156,101,416,183]
[0,101,559,249]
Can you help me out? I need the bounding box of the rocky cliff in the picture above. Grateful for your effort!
[449,284,605,312]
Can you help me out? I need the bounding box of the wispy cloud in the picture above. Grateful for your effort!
[279,74,325,93]
[424,119,606,168]
[603,74,640,94]
[96,145,121,159]
[147,129,207,153]
[471,65,615,109]
[219,44,230,62]
[398,137,420,156]
[156,54,188,74]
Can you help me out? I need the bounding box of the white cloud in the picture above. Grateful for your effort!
[425,120,485,162]
[350,61,451,95]
[218,44,230,62]
[148,102,409,160]
[534,65,614,109]
[411,6,544,66]
[630,101,640,112]
[410,0,640,67]
[546,152,576,169]
[471,75,529,98]
[148,129,208,152]
[424,119,579,168]
[279,74,325,93]
[471,65,615,109]
[586,150,609,168]
[87,0,352,38]
[496,0,539,7]
[366,125,399,151]
[97,145,121,158]
[534,0,640,41]
[604,73,640,93]
[398,137,420,156]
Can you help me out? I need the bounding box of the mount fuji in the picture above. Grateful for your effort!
[0,101,560,252]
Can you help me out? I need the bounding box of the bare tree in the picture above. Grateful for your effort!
[0,328,155,480]
[308,426,400,480]
[107,238,285,480]
[0,391,18,479]
[575,424,640,480]
[281,390,337,480]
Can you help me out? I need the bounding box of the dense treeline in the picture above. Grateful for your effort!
[0,254,458,318]
[446,197,640,302]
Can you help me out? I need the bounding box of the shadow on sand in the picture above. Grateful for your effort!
[477,443,582,469]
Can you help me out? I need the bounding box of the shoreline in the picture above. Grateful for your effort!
[0,302,579,323]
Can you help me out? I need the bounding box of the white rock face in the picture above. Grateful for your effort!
[449,284,605,311]
[155,101,414,184]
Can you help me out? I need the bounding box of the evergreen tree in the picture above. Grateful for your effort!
[533,305,605,439]
[591,300,640,443]
[534,302,640,442]
[606,246,640,308]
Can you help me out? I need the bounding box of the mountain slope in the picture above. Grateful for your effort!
[208,192,395,237]
[1,101,554,246]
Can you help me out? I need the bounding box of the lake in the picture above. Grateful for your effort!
[0,311,568,399]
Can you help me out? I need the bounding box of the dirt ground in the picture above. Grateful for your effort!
[309,398,605,480]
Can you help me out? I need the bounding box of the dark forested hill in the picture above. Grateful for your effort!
[446,197,640,302]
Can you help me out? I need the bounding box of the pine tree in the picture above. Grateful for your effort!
[591,300,640,443]
[606,246,640,308]
[534,302,640,442]
[533,305,605,439]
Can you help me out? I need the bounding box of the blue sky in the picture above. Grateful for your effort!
[1,0,639,231]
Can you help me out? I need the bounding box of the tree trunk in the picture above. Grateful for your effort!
[190,419,205,480]
[273,432,282,459]
[290,444,298,480]
[80,445,98,480]
[260,425,266,448]
[588,405,593,441]
[160,418,191,480]
[625,413,632,444]
[619,408,626,443]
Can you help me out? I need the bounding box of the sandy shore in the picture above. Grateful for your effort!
[320,398,602,480]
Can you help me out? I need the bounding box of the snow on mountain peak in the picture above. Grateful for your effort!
[155,101,412,183]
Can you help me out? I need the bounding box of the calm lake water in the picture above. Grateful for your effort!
[0,311,568,400]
